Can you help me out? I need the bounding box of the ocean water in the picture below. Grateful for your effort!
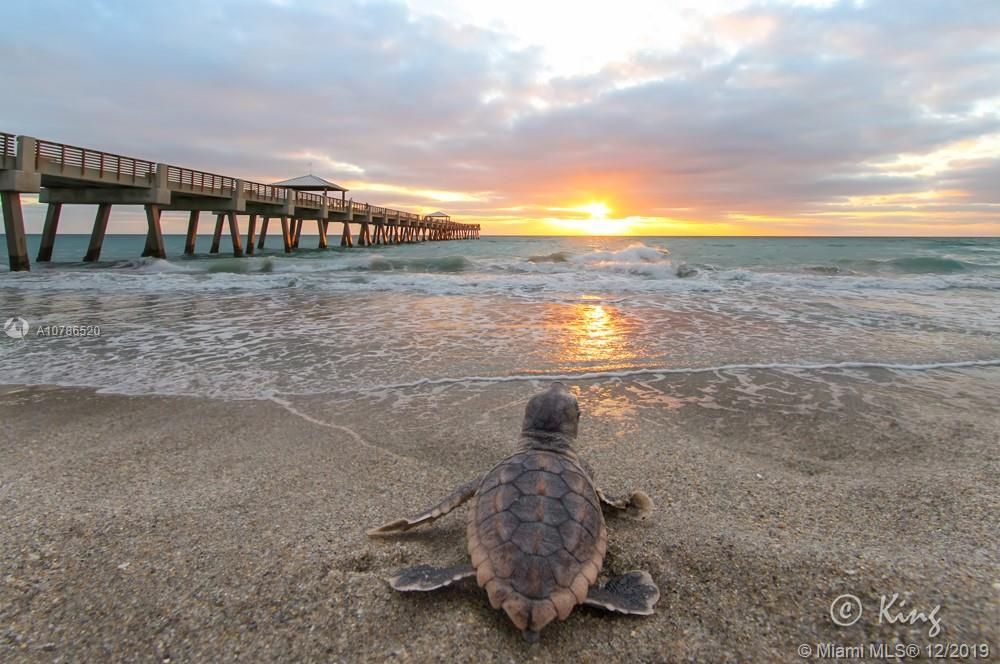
[1,235,999,402]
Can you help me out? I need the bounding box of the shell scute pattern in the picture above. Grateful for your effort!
[468,449,607,633]
[514,470,571,499]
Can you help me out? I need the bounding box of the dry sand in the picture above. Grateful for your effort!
[1,372,997,662]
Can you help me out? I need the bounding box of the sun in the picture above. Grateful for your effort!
[582,202,611,219]
[544,200,633,234]
[576,201,631,234]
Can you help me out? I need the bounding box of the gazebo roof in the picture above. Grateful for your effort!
[271,174,348,192]
[426,210,450,218]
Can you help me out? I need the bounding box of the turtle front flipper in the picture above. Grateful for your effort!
[583,571,660,615]
[596,487,654,520]
[367,477,480,537]
[389,563,476,591]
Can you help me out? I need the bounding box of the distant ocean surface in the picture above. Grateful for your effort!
[2,235,999,400]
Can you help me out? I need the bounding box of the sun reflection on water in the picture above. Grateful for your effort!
[549,300,638,372]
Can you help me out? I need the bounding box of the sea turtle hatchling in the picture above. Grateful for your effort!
[367,383,659,642]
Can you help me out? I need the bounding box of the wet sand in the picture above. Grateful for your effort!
[1,372,997,662]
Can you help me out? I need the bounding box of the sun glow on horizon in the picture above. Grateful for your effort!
[543,201,637,235]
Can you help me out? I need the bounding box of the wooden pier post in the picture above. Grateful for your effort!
[280,216,292,253]
[359,207,373,246]
[36,202,62,262]
[1,191,30,271]
[184,210,200,255]
[141,204,166,259]
[227,211,244,257]
[210,213,224,253]
[257,217,269,249]
[246,214,258,256]
[83,203,112,262]
[340,221,353,247]
[317,219,328,249]
[292,218,302,248]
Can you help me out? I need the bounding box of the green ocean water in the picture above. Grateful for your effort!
[6,234,1000,277]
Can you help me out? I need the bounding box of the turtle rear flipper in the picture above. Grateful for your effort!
[584,571,660,615]
[389,563,476,591]
[368,478,480,536]
[596,488,654,520]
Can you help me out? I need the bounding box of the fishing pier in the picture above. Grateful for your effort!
[0,132,479,271]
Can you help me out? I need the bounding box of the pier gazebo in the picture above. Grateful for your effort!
[271,174,348,201]
[425,210,451,222]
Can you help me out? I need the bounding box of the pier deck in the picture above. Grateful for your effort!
[0,132,479,271]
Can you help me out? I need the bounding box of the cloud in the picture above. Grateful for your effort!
[0,0,997,235]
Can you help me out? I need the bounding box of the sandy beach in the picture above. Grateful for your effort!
[2,369,997,662]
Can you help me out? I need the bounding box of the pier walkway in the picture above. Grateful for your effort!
[0,132,479,271]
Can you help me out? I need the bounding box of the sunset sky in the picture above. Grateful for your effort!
[2,0,998,235]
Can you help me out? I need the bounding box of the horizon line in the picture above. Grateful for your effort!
[5,233,999,239]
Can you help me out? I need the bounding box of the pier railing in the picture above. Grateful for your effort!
[35,138,156,184]
[243,180,288,203]
[167,165,235,195]
[0,132,14,170]
[296,190,325,207]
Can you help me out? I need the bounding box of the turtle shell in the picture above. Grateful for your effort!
[467,449,608,635]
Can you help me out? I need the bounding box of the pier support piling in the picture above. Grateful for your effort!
[184,210,200,255]
[1,191,30,271]
[280,216,292,253]
[141,204,166,259]
[356,221,370,246]
[257,217,269,249]
[246,214,258,256]
[318,220,328,249]
[340,221,353,247]
[37,202,62,262]
[358,209,373,246]
[210,213,224,254]
[292,218,302,249]
[227,212,244,257]
[83,203,112,262]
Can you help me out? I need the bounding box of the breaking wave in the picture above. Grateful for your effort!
[4,241,1000,297]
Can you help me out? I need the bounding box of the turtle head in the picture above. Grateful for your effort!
[520,383,580,450]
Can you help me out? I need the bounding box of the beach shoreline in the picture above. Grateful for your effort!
[2,373,996,662]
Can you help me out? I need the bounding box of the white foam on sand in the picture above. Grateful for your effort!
[362,359,1000,391]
